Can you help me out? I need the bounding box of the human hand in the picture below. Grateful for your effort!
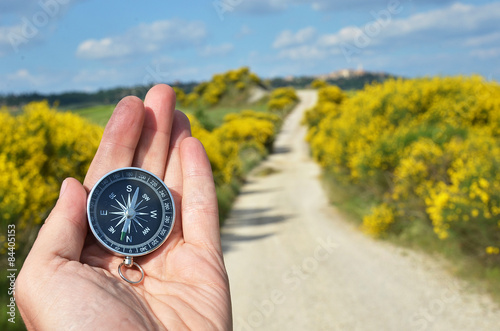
[15,85,232,330]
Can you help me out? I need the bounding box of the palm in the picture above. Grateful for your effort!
[15,85,232,330]
[77,232,229,329]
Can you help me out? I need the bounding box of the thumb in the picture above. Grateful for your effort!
[28,177,88,263]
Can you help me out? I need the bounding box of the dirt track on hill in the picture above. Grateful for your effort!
[221,90,500,331]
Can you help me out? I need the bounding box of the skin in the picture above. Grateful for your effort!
[15,85,232,330]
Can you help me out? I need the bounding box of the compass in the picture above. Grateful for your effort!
[87,167,175,284]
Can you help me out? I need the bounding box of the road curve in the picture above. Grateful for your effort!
[221,90,500,331]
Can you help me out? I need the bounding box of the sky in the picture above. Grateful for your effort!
[0,0,499,94]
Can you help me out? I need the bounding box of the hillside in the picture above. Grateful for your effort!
[0,69,394,108]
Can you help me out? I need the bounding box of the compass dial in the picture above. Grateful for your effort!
[87,167,175,257]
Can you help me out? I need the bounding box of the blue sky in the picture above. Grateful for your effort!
[1,0,499,94]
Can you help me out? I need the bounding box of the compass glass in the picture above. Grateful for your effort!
[87,167,175,257]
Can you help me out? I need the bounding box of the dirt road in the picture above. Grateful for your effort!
[221,90,500,331]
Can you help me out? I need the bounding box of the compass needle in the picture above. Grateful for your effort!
[121,218,131,240]
[131,187,140,209]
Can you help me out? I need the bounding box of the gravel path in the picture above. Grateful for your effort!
[221,90,500,331]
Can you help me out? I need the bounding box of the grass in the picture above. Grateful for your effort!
[319,171,375,226]
[216,180,241,224]
[68,104,115,127]
[319,169,500,304]
[187,103,268,127]
[69,101,269,129]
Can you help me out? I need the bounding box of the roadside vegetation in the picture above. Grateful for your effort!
[303,76,500,300]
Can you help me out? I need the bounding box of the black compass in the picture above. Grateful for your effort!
[87,167,175,283]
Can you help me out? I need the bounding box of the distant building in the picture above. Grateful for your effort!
[315,66,390,81]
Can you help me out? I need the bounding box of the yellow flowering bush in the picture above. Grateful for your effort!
[486,246,500,255]
[185,67,261,109]
[189,115,241,185]
[221,110,279,153]
[0,153,26,227]
[311,79,328,89]
[202,76,227,106]
[362,203,395,236]
[189,110,280,186]
[0,101,103,257]
[236,82,246,91]
[173,86,186,105]
[303,85,346,134]
[267,87,299,115]
[305,76,500,261]
[183,92,200,108]
[187,104,283,222]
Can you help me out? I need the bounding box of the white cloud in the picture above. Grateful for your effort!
[470,47,500,60]
[0,25,19,47]
[273,27,316,49]
[8,68,32,79]
[0,0,83,56]
[199,43,234,57]
[463,32,500,47]
[0,0,45,16]
[76,38,133,60]
[6,69,44,86]
[273,2,500,62]
[73,68,124,83]
[310,0,386,11]
[233,0,455,14]
[277,45,329,60]
[0,0,85,17]
[234,0,288,14]
[317,27,361,47]
[385,3,480,36]
[76,19,207,60]
[356,2,500,45]
[236,25,252,39]
[0,21,43,56]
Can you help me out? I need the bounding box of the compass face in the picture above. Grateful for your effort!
[87,167,175,257]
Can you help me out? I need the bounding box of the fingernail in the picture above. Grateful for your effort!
[60,178,69,197]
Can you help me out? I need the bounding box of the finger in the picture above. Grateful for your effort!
[164,110,192,237]
[133,84,177,179]
[180,137,220,249]
[27,178,88,263]
[84,96,145,190]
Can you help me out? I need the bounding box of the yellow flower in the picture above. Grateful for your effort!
[486,246,500,255]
